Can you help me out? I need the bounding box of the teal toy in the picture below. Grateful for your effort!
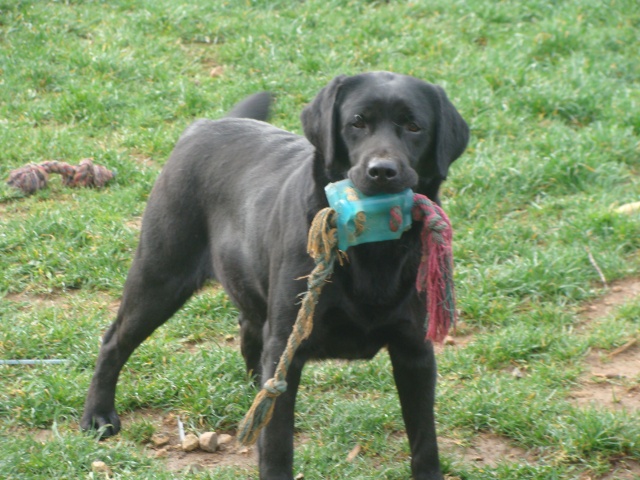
[324,179,414,251]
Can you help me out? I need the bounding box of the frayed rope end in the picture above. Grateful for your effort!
[412,194,457,343]
[237,379,287,446]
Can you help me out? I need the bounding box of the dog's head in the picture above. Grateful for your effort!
[302,72,469,201]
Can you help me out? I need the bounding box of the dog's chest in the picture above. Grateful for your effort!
[294,232,424,360]
[305,268,421,360]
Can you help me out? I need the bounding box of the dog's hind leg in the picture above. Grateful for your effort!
[81,237,211,438]
[239,312,264,381]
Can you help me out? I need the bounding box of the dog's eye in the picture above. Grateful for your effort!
[352,115,366,129]
[406,122,421,132]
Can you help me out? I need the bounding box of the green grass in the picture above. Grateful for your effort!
[1,0,640,478]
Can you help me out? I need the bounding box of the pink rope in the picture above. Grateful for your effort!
[7,159,114,195]
[412,194,456,342]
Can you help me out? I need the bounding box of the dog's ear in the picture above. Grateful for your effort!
[432,85,469,179]
[301,75,347,170]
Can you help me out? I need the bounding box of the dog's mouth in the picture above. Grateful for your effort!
[348,158,418,196]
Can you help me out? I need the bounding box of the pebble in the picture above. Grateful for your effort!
[210,66,224,78]
[346,444,362,462]
[186,463,205,474]
[151,433,170,448]
[199,431,219,452]
[615,201,640,214]
[443,335,456,346]
[154,447,169,458]
[182,433,200,452]
[218,433,233,446]
[91,460,112,476]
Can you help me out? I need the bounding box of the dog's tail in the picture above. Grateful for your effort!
[226,92,272,122]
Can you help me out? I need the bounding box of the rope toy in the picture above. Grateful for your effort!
[7,159,115,195]
[237,207,342,445]
[237,186,456,446]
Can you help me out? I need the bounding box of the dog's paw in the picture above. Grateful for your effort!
[80,410,121,439]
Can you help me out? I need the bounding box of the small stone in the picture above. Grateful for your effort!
[346,444,361,462]
[443,335,456,346]
[512,367,524,379]
[163,413,177,426]
[154,447,169,458]
[209,66,224,78]
[182,433,200,452]
[295,473,305,479]
[151,433,170,448]
[186,463,205,474]
[34,429,53,443]
[615,201,640,215]
[218,433,233,445]
[199,431,218,452]
[91,460,112,476]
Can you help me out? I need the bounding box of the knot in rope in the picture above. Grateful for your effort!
[263,378,288,396]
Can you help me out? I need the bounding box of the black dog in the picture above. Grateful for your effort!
[81,72,469,480]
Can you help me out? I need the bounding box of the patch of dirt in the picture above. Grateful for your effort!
[438,279,640,476]
[4,289,120,316]
[569,278,640,479]
[125,216,142,232]
[433,322,475,354]
[570,346,640,411]
[570,278,640,412]
[179,333,238,354]
[577,278,640,324]
[440,433,537,468]
[119,410,257,474]
[32,428,55,443]
[129,151,159,168]
[581,459,640,480]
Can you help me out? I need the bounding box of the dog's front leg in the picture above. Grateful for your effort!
[257,334,305,480]
[388,341,443,480]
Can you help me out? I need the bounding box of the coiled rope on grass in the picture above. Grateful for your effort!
[237,193,456,446]
[7,159,115,195]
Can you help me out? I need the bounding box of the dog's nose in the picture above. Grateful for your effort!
[367,159,398,183]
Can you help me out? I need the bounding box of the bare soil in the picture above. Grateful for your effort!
[438,278,640,478]
[119,410,257,474]
[440,433,537,468]
[570,278,640,412]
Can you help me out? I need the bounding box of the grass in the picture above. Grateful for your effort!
[1,0,639,478]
